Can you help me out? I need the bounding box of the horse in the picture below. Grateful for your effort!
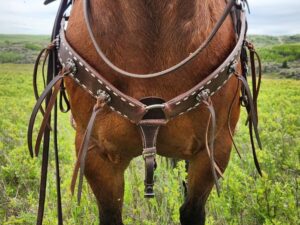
[29,0,262,224]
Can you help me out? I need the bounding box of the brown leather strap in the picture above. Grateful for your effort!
[35,78,63,156]
[59,80,71,113]
[202,97,222,196]
[227,78,242,159]
[28,75,64,157]
[247,41,262,119]
[72,92,110,203]
[53,100,63,225]
[34,1,70,224]
[138,120,165,198]
[237,75,262,176]
[237,75,262,149]
[33,46,53,117]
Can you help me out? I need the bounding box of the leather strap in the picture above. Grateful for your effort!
[138,120,166,198]
[33,45,54,117]
[75,95,108,204]
[237,75,262,176]
[227,78,242,159]
[237,75,262,149]
[35,78,63,157]
[28,75,64,157]
[35,1,70,224]
[59,80,71,113]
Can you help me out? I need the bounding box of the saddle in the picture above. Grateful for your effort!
[28,0,262,224]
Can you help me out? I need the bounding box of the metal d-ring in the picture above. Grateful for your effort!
[145,104,165,110]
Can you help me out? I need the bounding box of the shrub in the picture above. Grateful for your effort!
[0,52,22,63]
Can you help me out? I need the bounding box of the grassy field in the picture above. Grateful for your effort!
[0,35,49,64]
[0,63,299,225]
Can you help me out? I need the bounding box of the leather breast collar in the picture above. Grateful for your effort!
[57,12,245,123]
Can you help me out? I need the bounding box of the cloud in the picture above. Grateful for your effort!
[0,0,59,34]
[248,0,300,35]
[0,0,299,35]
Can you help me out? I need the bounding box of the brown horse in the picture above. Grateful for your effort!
[30,0,264,224]
[63,0,238,224]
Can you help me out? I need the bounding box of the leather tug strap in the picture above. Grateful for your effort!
[70,91,111,204]
[138,120,165,198]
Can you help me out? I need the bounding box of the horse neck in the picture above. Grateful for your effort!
[67,0,235,99]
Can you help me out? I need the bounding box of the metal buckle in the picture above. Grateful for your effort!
[142,147,156,159]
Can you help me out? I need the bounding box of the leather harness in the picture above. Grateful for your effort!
[28,0,262,224]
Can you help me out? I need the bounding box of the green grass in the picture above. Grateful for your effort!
[0,64,299,224]
[0,35,50,64]
[0,35,49,45]
[248,34,300,48]
[0,52,23,63]
[258,43,300,63]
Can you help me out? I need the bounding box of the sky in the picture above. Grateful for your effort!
[0,0,299,35]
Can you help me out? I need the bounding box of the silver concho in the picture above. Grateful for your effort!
[66,58,77,75]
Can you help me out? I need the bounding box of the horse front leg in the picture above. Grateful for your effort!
[180,129,232,225]
[75,132,130,225]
